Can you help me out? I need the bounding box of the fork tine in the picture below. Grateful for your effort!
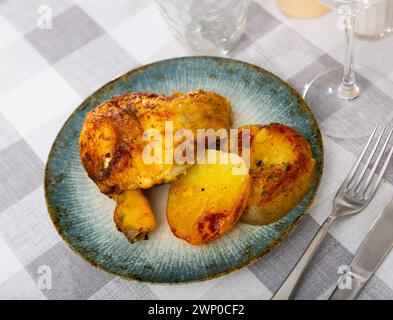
[351,126,385,192]
[364,141,393,199]
[342,123,380,190]
[358,127,393,195]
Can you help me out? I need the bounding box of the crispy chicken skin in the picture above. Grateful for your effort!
[79,90,232,242]
[79,90,232,196]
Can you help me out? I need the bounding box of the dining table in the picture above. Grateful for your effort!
[1,0,393,300]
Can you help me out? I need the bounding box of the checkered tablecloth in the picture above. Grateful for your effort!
[1,0,393,300]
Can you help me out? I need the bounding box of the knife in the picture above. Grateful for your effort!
[330,198,393,300]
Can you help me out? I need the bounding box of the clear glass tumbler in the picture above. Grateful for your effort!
[155,0,250,55]
[355,0,393,39]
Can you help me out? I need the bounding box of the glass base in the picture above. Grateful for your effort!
[337,81,359,100]
[303,67,393,140]
[356,29,393,41]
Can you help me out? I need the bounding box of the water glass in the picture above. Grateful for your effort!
[356,0,393,39]
[155,0,250,55]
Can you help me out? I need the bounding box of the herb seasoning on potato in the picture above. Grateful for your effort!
[238,123,316,225]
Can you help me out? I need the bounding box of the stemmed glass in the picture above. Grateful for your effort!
[303,0,390,139]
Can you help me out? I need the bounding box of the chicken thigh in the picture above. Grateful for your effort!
[79,90,232,242]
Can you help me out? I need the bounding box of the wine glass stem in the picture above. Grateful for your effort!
[338,6,359,101]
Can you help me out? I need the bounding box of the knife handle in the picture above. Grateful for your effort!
[330,276,366,300]
[272,216,336,300]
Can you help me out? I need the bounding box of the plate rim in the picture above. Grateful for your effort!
[44,56,324,284]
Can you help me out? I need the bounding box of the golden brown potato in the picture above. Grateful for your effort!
[167,150,251,245]
[113,190,155,243]
[239,123,316,225]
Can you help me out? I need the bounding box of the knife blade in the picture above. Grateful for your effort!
[330,197,393,300]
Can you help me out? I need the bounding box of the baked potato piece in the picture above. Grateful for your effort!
[167,150,251,245]
[239,123,316,225]
[113,190,155,243]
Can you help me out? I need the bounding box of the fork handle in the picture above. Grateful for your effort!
[272,215,337,300]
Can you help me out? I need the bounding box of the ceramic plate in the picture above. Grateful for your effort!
[45,56,323,283]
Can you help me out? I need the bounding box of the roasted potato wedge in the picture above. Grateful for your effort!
[167,150,251,245]
[239,123,316,225]
[113,190,156,243]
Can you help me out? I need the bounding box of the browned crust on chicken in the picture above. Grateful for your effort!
[79,90,232,196]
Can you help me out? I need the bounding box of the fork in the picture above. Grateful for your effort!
[272,123,393,300]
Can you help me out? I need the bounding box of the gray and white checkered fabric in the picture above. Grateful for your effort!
[1,0,393,300]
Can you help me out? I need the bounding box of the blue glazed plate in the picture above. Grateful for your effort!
[45,57,323,283]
